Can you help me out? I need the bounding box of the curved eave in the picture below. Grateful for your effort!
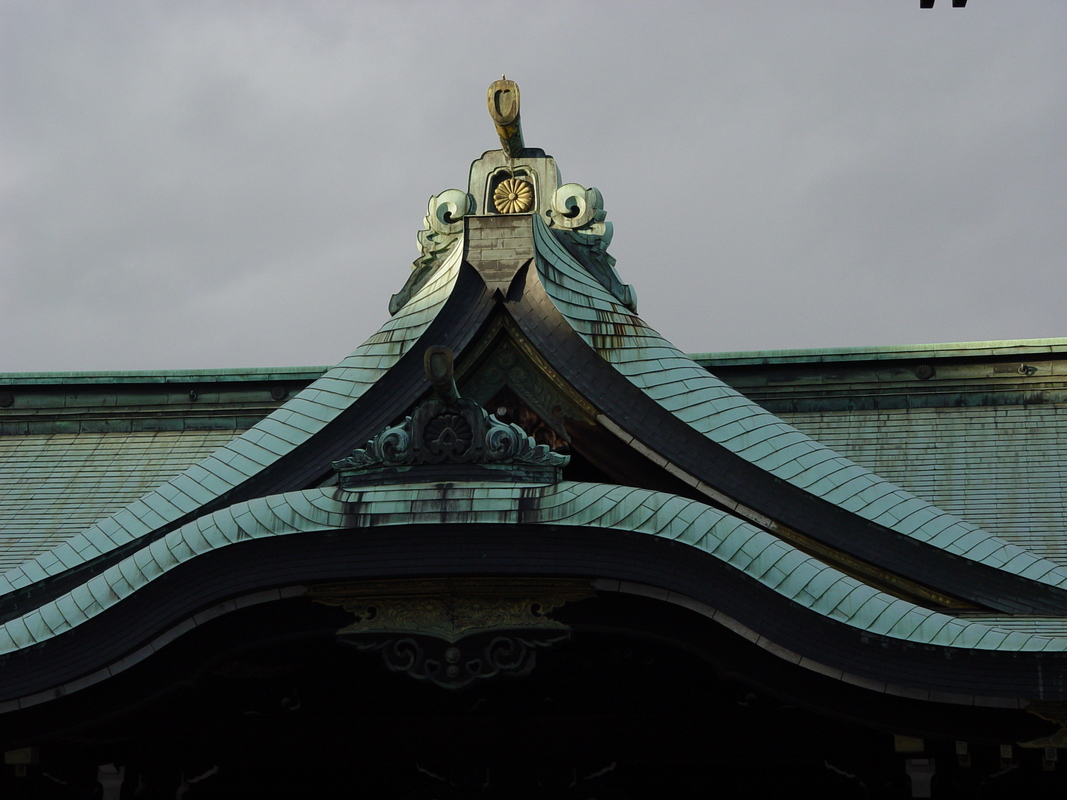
[2,480,1067,712]
[0,244,497,615]
[6,207,1067,712]
[513,216,1067,614]
[13,213,1065,621]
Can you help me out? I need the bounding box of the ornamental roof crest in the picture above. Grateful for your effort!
[332,346,569,488]
[390,78,636,315]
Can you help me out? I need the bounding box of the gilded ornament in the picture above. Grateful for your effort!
[493,178,533,214]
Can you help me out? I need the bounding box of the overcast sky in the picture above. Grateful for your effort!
[2,2,1065,372]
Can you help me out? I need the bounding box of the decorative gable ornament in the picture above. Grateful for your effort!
[332,346,569,488]
[390,78,636,316]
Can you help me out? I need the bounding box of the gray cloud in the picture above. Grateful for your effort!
[2,1,1065,371]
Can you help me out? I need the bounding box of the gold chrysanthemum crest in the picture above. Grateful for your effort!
[493,178,533,214]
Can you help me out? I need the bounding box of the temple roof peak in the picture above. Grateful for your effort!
[389,79,637,315]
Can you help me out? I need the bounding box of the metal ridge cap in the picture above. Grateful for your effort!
[690,337,1067,366]
[0,367,331,385]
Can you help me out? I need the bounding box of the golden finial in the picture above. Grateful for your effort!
[487,78,524,158]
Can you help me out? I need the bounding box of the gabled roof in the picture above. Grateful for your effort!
[701,341,1067,565]
[2,80,1066,714]
[5,339,1065,569]
[0,367,324,573]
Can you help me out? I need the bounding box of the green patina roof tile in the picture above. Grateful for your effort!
[937,528,988,555]
[198,457,249,488]
[965,540,1015,566]
[106,494,162,538]
[124,499,168,532]
[51,543,81,570]
[81,526,117,552]
[695,405,762,439]
[56,591,90,624]
[85,573,117,607]
[253,416,309,446]
[972,628,1010,650]
[6,615,39,649]
[131,547,161,582]
[16,560,49,584]
[797,566,848,606]
[229,507,258,537]
[708,523,757,563]
[885,609,927,640]
[803,467,872,499]
[179,523,213,556]
[753,439,822,470]
[996,630,1042,651]
[935,620,981,648]
[168,473,217,505]
[36,602,66,636]
[787,459,854,492]
[835,588,886,626]
[773,559,821,600]
[749,542,795,585]
[165,534,196,565]
[33,550,61,571]
[1019,560,1060,582]
[885,500,939,531]
[729,530,773,573]
[864,599,914,636]
[841,490,912,523]
[139,491,185,521]
[907,615,956,644]
[147,537,180,572]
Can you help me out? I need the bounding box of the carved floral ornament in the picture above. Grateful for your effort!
[331,346,569,487]
[493,177,534,214]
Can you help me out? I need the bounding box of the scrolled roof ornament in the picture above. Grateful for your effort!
[427,188,471,235]
[332,347,568,487]
[391,189,472,316]
[484,419,562,465]
[544,182,637,312]
[549,183,605,230]
[349,422,411,468]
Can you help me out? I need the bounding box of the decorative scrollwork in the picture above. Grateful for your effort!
[549,183,603,230]
[331,590,580,643]
[484,418,563,465]
[320,578,594,690]
[360,421,411,467]
[333,401,567,478]
[332,347,568,484]
[427,188,471,235]
[390,190,472,316]
[544,184,637,312]
[346,632,563,690]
